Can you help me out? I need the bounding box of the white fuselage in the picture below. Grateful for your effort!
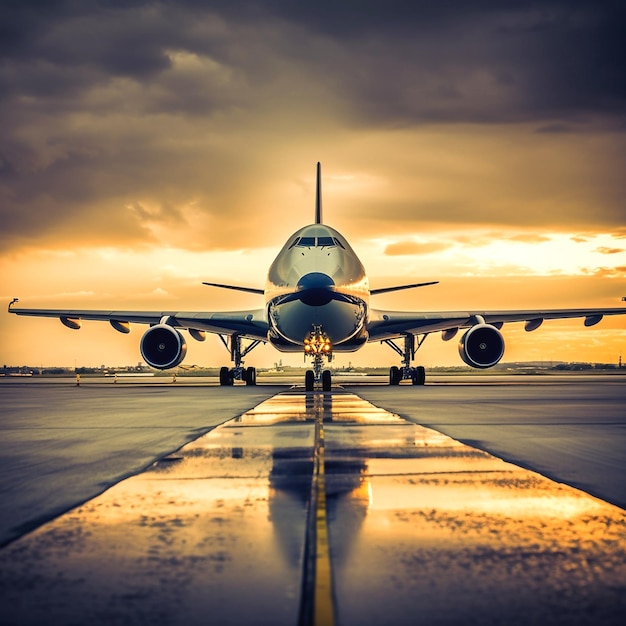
[265,224,370,352]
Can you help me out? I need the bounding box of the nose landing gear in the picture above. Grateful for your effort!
[304,326,333,391]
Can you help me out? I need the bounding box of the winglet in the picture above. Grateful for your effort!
[315,162,322,224]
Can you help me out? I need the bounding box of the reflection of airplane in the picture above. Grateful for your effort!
[8,163,626,390]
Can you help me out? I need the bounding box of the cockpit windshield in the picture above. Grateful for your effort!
[317,236,334,247]
[288,236,346,249]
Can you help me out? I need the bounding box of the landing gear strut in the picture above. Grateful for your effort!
[304,325,332,391]
[218,333,263,386]
[383,333,427,386]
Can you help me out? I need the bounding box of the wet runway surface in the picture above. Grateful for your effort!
[1,378,625,625]
[0,383,285,546]
[350,377,626,510]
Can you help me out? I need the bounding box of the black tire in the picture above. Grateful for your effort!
[219,366,230,386]
[412,366,426,386]
[322,370,332,391]
[389,365,401,385]
[245,366,257,386]
[305,370,315,391]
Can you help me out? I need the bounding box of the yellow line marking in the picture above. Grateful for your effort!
[314,413,335,626]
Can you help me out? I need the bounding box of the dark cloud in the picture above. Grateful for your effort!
[235,0,626,125]
[1,0,625,252]
[534,123,577,134]
[2,1,624,122]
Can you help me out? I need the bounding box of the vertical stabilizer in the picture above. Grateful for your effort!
[315,162,322,224]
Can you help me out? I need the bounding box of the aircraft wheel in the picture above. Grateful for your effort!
[412,366,426,385]
[305,370,315,391]
[389,366,401,385]
[245,366,257,386]
[219,366,230,386]
[322,369,332,392]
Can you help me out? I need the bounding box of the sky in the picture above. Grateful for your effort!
[1,0,625,369]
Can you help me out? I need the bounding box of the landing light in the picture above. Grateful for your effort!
[303,331,333,354]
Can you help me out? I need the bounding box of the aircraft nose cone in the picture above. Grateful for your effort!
[297,272,335,306]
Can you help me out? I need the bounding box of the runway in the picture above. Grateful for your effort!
[0,376,625,625]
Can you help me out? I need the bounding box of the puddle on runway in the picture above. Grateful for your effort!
[0,390,624,626]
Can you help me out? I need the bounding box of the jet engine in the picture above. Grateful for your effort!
[140,324,187,369]
[458,324,505,369]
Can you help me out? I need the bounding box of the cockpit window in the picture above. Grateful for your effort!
[291,235,342,248]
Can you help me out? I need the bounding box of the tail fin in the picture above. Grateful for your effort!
[315,162,322,224]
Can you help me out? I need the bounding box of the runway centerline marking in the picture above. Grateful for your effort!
[299,392,336,626]
[313,398,335,626]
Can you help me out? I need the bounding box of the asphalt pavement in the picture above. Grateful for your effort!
[0,376,625,625]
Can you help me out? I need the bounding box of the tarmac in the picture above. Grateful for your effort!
[0,375,625,625]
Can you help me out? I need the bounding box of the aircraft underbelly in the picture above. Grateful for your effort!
[269,300,366,352]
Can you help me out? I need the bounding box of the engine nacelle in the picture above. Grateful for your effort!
[458,324,505,369]
[140,324,187,369]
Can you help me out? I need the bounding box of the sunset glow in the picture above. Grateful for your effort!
[1,2,624,368]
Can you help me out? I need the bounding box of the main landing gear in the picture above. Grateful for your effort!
[217,333,263,386]
[304,326,333,392]
[383,333,427,386]
[219,365,257,386]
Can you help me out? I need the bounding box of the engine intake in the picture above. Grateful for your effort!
[458,324,505,369]
[140,324,187,369]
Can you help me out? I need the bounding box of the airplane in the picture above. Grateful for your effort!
[8,163,626,391]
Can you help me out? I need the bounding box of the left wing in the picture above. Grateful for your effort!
[367,306,626,341]
[7,302,269,341]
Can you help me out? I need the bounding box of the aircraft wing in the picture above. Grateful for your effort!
[7,303,269,341]
[367,306,626,341]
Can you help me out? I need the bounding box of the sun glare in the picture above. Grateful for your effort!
[364,231,626,280]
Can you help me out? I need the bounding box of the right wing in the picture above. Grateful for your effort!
[8,302,269,341]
